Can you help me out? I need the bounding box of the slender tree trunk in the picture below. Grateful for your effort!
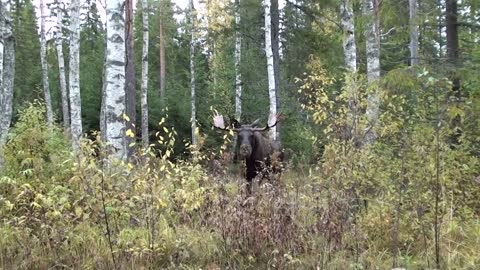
[271,0,280,142]
[341,0,357,72]
[0,0,15,167]
[446,0,461,145]
[231,0,242,155]
[141,0,149,149]
[159,0,166,108]
[69,0,82,151]
[125,0,136,158]
[446,0,459,93]
[340,0,359,143]
[234,0,242,122]
[100,21,107,140]
[105,0,127,160]
[264,0,277,140]
[39,0,53,125]
[55,6,70,130]
[190,0,197,147]
[409,0,419,65]
[363,0,380,145]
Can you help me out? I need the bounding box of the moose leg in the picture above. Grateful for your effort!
[246,168,257,195]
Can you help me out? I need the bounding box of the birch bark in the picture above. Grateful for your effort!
[141,0,149,149]
[363,0,380,145]
[104,0,127,160]
[340,0,357,72]
[190,0,197,146]
[69,0,82,150]
[55,4,70,129]
[234,0,242,122]
[40,0,54,125]
[271,0,280,141]
[0,0,15,156]
[264,0,277,140]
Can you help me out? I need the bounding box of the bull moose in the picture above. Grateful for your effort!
[213,113,283,193]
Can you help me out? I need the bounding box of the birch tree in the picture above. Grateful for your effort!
[264,0,277,140]
[234,0,242,122]
[69,0,82,150]
[141,0,149,149]
[54,2,69,129]
[409,0,418,66]
[340,0,357,72]
[125,0,135,158]
[271,0,280,141]
[340,0,358,141]
[189,0,197,147]
[39,0,53,125]
[0,0,15,167]
[363,0,380,145]
[104,0,127,160]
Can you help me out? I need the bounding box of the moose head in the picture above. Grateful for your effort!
[213,113,283,193]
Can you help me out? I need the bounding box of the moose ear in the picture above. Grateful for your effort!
[251,118,260,127]
[230,118,241,128]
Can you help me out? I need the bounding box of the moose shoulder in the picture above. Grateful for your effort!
[213,114,283,193]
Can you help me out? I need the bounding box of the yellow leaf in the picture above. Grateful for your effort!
[123,114,130,122]
[126,129,135,138]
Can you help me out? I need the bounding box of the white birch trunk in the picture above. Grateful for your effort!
[190,0,197,146]
[69,0,82,150]
[409,0,419,65]
[340,0,358,142]
[40,0,54,126]
[264,0,277,140]
[0,0,15,166]
[363,0,380,145]
[234,0,242,121]
[105,0,127,160]
[55,5,70,129]
[340,0,357,72]
[141,0,149,149]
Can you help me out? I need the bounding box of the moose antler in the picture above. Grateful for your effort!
[213,114,228,130]
[252,113,282,132]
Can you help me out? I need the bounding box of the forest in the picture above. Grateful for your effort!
[0,0,479,268]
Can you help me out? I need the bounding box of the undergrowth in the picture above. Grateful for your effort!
[1,69,480,270]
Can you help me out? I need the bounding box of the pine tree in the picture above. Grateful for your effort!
[13,0,41,109]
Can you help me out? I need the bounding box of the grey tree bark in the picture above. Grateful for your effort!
[340,0,359,143]
[69,0,82,151]
[141,0,149,149]
[0,0,15,167]
[234,0,242,122]
[340,0,357,72]
[39,0,53,125]
[189,0,197,147]
[104,0,127,160]
[409,0,418,65]
[363,0,380,145]
[125,0,136,158]
[55,4,70,129]
[264,0,277,140]
[159,0,166,108]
